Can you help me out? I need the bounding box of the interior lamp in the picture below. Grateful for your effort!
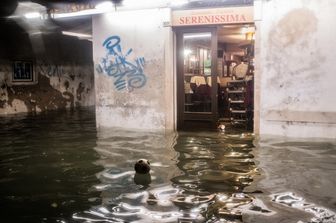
[245,32,254,41]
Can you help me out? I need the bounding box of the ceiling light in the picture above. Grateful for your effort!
[95,1,114,12]
[184,33,211,39]
[62,31,92,39]
[24,12,41,19]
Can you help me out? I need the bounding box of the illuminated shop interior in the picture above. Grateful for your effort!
[181,24,255,129]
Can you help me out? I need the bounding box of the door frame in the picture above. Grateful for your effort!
[175,26,218,130]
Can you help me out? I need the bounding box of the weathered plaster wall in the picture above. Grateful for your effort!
[93,8,173,131]
[256,0,336,138]
[0,61,94,114]
[0,23,95,115]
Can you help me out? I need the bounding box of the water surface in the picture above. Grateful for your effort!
[0,108,335,222]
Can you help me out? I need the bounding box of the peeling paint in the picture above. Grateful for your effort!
[6,75,67,112]
[64,80,70,90]
[0,61,95,115]
[0,100,5,108]
[76,82,85,100]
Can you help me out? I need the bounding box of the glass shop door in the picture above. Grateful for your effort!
[176,27,218,129]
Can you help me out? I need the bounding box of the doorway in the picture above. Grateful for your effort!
[175,24,255,131]
[176,27,218,130]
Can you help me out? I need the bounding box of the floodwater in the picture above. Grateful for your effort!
[0,108,335,223]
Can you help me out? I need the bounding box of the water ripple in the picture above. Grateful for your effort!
[1,109,334,223]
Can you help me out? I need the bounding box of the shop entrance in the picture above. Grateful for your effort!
[176,27,218,129]
[175,24,255,130]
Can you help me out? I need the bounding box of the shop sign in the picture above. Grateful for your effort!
[172,6,253,26]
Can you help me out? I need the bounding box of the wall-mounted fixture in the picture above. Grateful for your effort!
[12,60,36,85]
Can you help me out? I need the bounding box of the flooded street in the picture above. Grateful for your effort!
[246,138,336,223]
[0,108,335,222]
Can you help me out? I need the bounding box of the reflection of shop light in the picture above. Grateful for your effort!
[184,33,211,39]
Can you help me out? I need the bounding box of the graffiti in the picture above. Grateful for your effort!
[96,35,147,91]
[37,62,76,82]
[37,63,61,78]
[0,58,94,114]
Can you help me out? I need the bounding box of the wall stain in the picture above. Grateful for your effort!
[0,27,95,115]
[63,91,74,109]
[265,8,322,107]
[0,100,5,108]
[76,82,85,101]
[69,74,75,81]
[64,80,70,90]
[268,8,317,48]
[6,75,74,113]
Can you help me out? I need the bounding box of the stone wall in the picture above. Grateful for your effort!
[92,8,174,131]
[255,0,336,138]
[0,20,95,115]
[0,61,94,114]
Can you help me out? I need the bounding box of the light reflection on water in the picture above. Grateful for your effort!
[0,109,335,222]
[271,192,336,223]
[71,130,265,222]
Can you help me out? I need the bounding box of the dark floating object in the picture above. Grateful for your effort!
[134,173,151,186]
[134,159,150,174]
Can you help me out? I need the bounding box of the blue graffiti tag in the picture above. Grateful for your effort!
[96,36,147,91]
